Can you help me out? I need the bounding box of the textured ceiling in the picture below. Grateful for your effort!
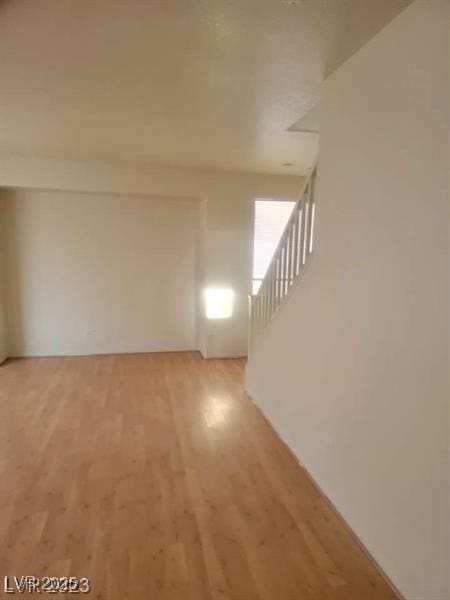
[0,0,411,175]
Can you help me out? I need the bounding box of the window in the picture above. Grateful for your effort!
[252,200,296,294]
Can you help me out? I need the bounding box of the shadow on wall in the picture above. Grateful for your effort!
[0,189,201,357]
[1,192,26,356]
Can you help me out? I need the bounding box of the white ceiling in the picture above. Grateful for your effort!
[0,0,411,175]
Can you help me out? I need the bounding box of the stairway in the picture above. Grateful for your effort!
[248,166,317,352]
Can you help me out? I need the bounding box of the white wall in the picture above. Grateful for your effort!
[1,189,199,356]
[0,249,6,363]
[0,158,302,358]
[246,2,449,598]
[202,193,255,357]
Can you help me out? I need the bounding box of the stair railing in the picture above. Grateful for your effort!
[248,166,317,353]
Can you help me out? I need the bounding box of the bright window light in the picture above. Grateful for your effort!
[253,199,296,294]
[205,288,234,319]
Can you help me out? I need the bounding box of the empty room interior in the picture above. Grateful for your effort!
[0,1,448,599]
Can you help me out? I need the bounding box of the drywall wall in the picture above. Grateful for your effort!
[202,192,255,357]
[246,1,449,598]
[0,250,6,363]
[1,190,200,356]
[0,158,303,358]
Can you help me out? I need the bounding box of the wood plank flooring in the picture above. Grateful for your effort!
[0,353,398,599]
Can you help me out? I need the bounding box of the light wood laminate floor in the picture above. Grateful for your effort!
[0,353,398,599]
